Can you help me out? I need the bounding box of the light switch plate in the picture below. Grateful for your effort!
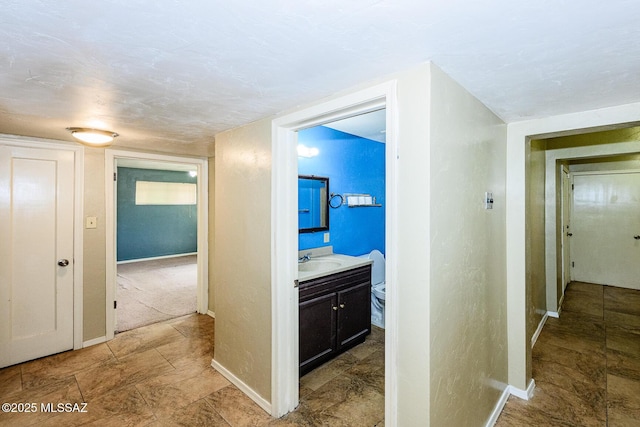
[485,192,494,210]
[323,232,330,243]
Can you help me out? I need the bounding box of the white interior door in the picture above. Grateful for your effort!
[571,171,640,290]
[0,145,75,367]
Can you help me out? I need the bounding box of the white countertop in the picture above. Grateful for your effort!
[298,253,372,282]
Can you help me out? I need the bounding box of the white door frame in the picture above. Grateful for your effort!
[560,165,571,296]
[0,135,84,350]
[271,81,399,423]
[105,149,208,339]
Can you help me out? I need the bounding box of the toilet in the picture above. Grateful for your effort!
[365,249,386,329]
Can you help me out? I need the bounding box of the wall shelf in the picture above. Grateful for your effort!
[344,193,382,208]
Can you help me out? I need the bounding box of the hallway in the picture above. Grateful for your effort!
[497,282,640,426]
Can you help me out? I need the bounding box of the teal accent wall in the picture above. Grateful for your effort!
[117,167,197,261]
[298,126,385,256]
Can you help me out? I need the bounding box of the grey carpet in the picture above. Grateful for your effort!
[116,255,197,332]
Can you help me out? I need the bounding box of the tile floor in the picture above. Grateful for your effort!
[0,314,385,426]
[496,281,640,427]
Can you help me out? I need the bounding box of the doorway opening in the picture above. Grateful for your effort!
[105,150,209,341]
[114,158,199,332]
[271,81,398,421]
[509,120,640,395]
[296,109,386,421]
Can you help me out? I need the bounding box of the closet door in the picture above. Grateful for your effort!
[0,145,75,367]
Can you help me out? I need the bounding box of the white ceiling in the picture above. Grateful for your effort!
[324,109,387,143]
[2,1,640,156]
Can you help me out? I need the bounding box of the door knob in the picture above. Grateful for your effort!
[634,236,640,240]
[57,259,70,267]
[567,233,573,237]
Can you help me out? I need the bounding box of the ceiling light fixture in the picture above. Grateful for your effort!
[297,144,319,158]
[67,127,118,146]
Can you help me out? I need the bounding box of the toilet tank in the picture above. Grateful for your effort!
[368,250,385,286]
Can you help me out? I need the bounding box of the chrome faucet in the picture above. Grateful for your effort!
[298,253,312,263]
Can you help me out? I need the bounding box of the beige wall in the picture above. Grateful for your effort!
[394,63,432,424]
[208,156,216,312]
[526,139,546,348]
[83,148,107,340]
[428,65,508,426]
[212,118,273,400]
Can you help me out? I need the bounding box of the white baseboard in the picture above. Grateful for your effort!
[207,310,215,318]
[211,358,272,415]
[531,312,549,348]
[485,386,511,427]
[83,336,107,348]
[547,310,560,319]
[509,379,535,401]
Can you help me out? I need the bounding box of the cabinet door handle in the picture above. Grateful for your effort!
[332,306,338,311]
[339,304,345,309]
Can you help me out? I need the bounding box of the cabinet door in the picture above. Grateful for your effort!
[337,282,371,351]
[299,292,337,376]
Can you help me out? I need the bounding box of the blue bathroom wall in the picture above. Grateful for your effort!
[298,126,385,256]
[117,167,197,261]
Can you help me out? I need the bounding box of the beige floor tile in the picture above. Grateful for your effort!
[135,366,230,418]
[155,335,213,370]
[159,398,230,426]
[607,374,640,419]
[107,323,187,359]
[205,385,273,427]
[0,365,22,397]
[299,352,359,391]
[0,376,84,427]
[20,344,115,391]
[168,313,215,340]
[605,286,640,317]
[75,349,174,400]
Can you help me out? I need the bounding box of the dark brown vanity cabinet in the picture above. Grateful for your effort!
[299,265,371,376]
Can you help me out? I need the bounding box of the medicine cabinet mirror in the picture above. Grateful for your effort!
[298,175,329,233]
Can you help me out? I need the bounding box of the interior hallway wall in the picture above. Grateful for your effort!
[526,139,546,347]
[83,148,107,340]
[213,118,273,401]
[428,64,508,426]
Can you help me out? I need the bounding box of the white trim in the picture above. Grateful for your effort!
[571,168,640,177]
[531,312,548,348]
[211,358,271,414]
[485,386,511,427]
[116,252,197,264]
[547,310,560,319]
[105,150,209,340]
[0,135,84,351]
[207,310,215,318]
[83,336,107,348]
[509,379,536,401]
[271,81,398,422]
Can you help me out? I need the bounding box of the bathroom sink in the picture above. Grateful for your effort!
[297,252,373,282]
[298,260,342,272]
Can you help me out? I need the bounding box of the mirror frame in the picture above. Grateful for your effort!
[298,175,329,233]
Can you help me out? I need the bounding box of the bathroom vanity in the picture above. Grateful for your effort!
[298,255,372,376]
